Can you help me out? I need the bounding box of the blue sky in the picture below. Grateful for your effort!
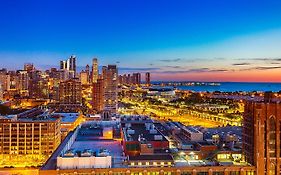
[1,0,281,81]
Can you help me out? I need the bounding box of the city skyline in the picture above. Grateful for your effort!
[1,0,281,82]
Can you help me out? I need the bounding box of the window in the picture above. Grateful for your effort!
[269,117,276,157]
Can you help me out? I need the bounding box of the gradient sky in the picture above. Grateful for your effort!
[1,0,281,82]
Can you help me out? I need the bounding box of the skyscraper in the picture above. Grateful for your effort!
[145,72,151,86]
[0,83,3,101]
[24,63,35,72]
[86,64,90,83]
[92,78,104,112]
[103,65,118,113]
[80,71,89,85]
[60,55,77,79]
[0,69,10,91]
[92,58,98,83]
[243,93,280,174]
[17,70,29,96]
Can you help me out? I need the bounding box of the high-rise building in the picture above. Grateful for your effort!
[92,78,105,112]
[24,63,35,72]
[0,83,3,101]
[80,71,89,85]
[92,58,98,83]
[85,64,90,83]
[0,69,10,91]
[243,93,280,174]
[17,70,29,95]
[59,79,82,104]
[145,72,151,86]
[103,65,118,113]
[133,73,141,85]
[60,55,77,79]
[0,108,61,167]
[132,73,141,85]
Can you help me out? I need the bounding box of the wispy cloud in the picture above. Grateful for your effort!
[164,66,185,69]
[232,62,251,66]
[237,57,281,62]
[238,66,281,71]
[255,66,281,70]
[159,68,229,74]
[159,58,182,62]
[119,67,161,72]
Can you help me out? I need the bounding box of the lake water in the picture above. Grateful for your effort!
[175,82,281,92]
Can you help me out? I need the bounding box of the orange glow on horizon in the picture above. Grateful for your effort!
[152,69,281,82]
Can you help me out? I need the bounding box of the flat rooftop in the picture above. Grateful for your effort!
[124,123,168,142]
[204,126,242,140]
[71,140,123,157]
[129,154,173,161]
[53,112,79,123]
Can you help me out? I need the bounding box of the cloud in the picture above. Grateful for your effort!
[159,58,182,62]
[118,67,161,72]
[159,68,229,74]
[255,66,281,70]
[237,57,281,62]
[232,62,251,66]
[239,66,281,71]
[165,66,185,69]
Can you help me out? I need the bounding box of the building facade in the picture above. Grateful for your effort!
[92,78,105,112]
[60,55,77,79]
[102,65,118,113]
[0,109,61,167]
[145,72,150,86]
[244,96,281,175]
[92,58,98,83]
[59,79,82,104]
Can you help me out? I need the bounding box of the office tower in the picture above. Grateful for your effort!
[132,73,137,84]
[0,108,61,166]
[131,73,141,85]
[145,72,151,86]
[24,63,35,72]
[127,74,131,84]
[80,71,89,85]
[0,69,10,91]
[60,55,77,79]
[17,70,29,95]
[59,79,82,104]
[102,65,118,113]
[68,55,76,75]
[92,58,98,83]
[6,71,17,91]
[60,60,67,70]
[85,64,90,83]
[92,78,105,112]
[136,73,141,85]
[243,93,280,174]
[0,83,3,101]
[102,66,107,79]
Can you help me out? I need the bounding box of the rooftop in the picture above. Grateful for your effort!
[129,154,173,161]
[123,123,168,142]
[52,112,80,123]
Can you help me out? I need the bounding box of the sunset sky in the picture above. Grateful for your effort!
[1,0,281,82]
